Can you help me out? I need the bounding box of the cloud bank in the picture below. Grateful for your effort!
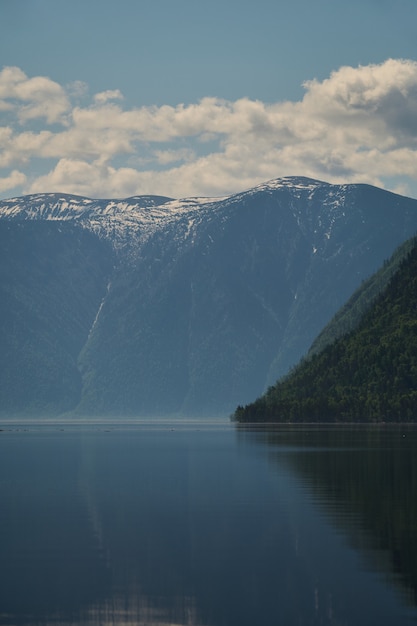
[1,59,417,199]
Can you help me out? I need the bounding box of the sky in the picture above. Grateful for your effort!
[1,0,417,200]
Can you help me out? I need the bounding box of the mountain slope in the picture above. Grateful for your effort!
[233,236,417,423]
[0,221,113,416]
[308,235,417,357]
[1,177,417,417]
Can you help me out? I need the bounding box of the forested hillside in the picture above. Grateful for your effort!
[233,237,417,422]
[308,236,417,357]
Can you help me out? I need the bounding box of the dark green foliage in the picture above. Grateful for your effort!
[233,238,417,423]
[0,222,113,416]
[309,236,417,356]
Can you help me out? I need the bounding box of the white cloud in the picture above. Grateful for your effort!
[93,89,124,104]
[0,66,70,125]
[2,59,417,199]
[0,169,26,193]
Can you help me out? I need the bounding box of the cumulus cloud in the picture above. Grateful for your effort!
[1,59,417,198]
[0,169,26,193]
[0,66,70,125]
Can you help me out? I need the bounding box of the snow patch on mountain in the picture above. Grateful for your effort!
[0,191,225,253]
[0,177,362,257]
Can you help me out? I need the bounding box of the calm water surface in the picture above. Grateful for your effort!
[0,421,416,625]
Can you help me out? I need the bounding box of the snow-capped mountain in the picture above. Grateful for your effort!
[0,191,225,252]
[1,177,417,417]
[0,176,375,254]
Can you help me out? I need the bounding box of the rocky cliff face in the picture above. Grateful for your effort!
[2,177,417,417]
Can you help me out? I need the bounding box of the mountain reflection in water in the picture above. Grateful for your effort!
[0,422,416,626]
[237,424,417,609]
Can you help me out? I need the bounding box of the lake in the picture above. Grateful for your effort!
[0,421,416,625]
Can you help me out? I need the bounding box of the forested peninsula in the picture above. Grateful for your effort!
[233,237,417,423]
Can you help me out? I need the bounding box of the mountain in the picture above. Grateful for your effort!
[2,177,417,418]
[307,235,417,357]
[0,220,113,416]
[233,236,417,423]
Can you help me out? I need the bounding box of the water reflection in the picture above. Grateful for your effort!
[237,424,417,609]
[84,590,201,626]
[1,423,417,625]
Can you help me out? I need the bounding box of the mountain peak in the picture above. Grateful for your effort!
[254,176,329,192]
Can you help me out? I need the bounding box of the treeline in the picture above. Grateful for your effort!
[233,237,417,423]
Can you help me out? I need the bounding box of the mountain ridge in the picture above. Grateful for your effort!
[2,176,417,417]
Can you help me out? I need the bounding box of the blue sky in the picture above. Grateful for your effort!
[1,0,417,199]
